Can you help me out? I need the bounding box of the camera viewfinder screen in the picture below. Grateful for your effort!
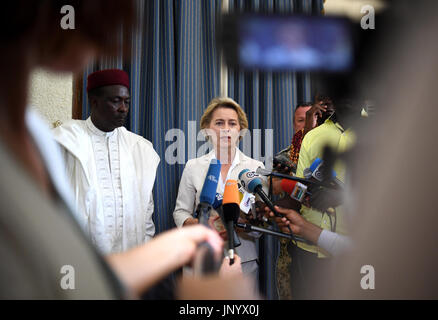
[237,15,353,72]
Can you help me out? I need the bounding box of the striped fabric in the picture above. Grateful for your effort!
[80,0,323,299]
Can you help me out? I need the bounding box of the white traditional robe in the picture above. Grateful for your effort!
[53,118,160,254]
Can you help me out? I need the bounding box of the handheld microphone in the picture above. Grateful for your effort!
[256,167,320,187]
[256,166,341,190]
[222,180,241,265]
[305,158,344,212]
[309,158,336,182]
[212,192,241,249]
[281,179,308,202]
[238,169,281,217]
[193,159,221,276]
[196,159,221,226]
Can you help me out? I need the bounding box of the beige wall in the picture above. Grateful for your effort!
[324,0,386,21]
[29,68,73,128]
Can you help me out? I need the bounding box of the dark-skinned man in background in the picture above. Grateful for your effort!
[53,69,160,255]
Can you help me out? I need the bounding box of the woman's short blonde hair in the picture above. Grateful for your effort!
[200,97,249,131]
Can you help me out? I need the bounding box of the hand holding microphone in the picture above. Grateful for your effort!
[264,205,323,245]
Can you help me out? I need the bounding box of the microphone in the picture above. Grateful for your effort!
[236,223,294,240]
[256,167,321,187]
[222,180,241,265]
[280,179,308,203]
[238,169,281,217]
[212,192,241,249]
[193,159,221,276]
[256,166,341,190]
[239,169,310,243]
[213,193,242,248]
[195,159,221,226]
[309,158,336,182]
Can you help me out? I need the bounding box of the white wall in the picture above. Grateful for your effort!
[29,68,73,128]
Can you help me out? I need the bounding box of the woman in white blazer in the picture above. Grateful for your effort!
[173,97,264,288]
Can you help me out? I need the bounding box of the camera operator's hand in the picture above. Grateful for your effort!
[265,205,322,245]
[183,217,199,226]
[108,225,223,295]
[254,200,268,223]
[219,255,243,277]
[208,215,228,240]
[273,159,293,174]
[304,101,327,134]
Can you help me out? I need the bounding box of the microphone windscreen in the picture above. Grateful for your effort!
[239,169,263,193]
[238,169,249,180]
[223,180,241,224]
[223,180,240,205]
[281,178,308,202]
[281,179,297,195]
[309,158,322,173]
[200,159,221,205]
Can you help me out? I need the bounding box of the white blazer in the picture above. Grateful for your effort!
[173,148,264,263]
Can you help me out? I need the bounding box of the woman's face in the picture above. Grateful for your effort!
[207,107,241,149]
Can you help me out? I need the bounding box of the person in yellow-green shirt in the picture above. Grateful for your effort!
[287,99,360,299]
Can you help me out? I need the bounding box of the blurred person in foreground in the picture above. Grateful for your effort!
[273,0,438,300]
[324,0,438,299]
[0,1,253,299]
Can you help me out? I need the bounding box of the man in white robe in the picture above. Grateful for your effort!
[53,69,160,254]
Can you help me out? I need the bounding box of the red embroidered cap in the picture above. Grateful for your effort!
[86,69,130,92]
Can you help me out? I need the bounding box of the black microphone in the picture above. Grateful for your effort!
[192,159,221,275]
[256,167,321,188]
[238,169,281,217]
[222,180,241,265]
[213,192,241,249]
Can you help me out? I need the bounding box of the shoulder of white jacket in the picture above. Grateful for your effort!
[52,119,88,147]
[184,152,212,169]
[52,119,85,134]
[236,149,263,166]
[118,127,159,156]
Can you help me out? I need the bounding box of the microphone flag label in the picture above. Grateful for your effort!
[240,192,255,214]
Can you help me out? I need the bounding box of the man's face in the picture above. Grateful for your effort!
[294,106,311,133]
[91,85,130,132]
